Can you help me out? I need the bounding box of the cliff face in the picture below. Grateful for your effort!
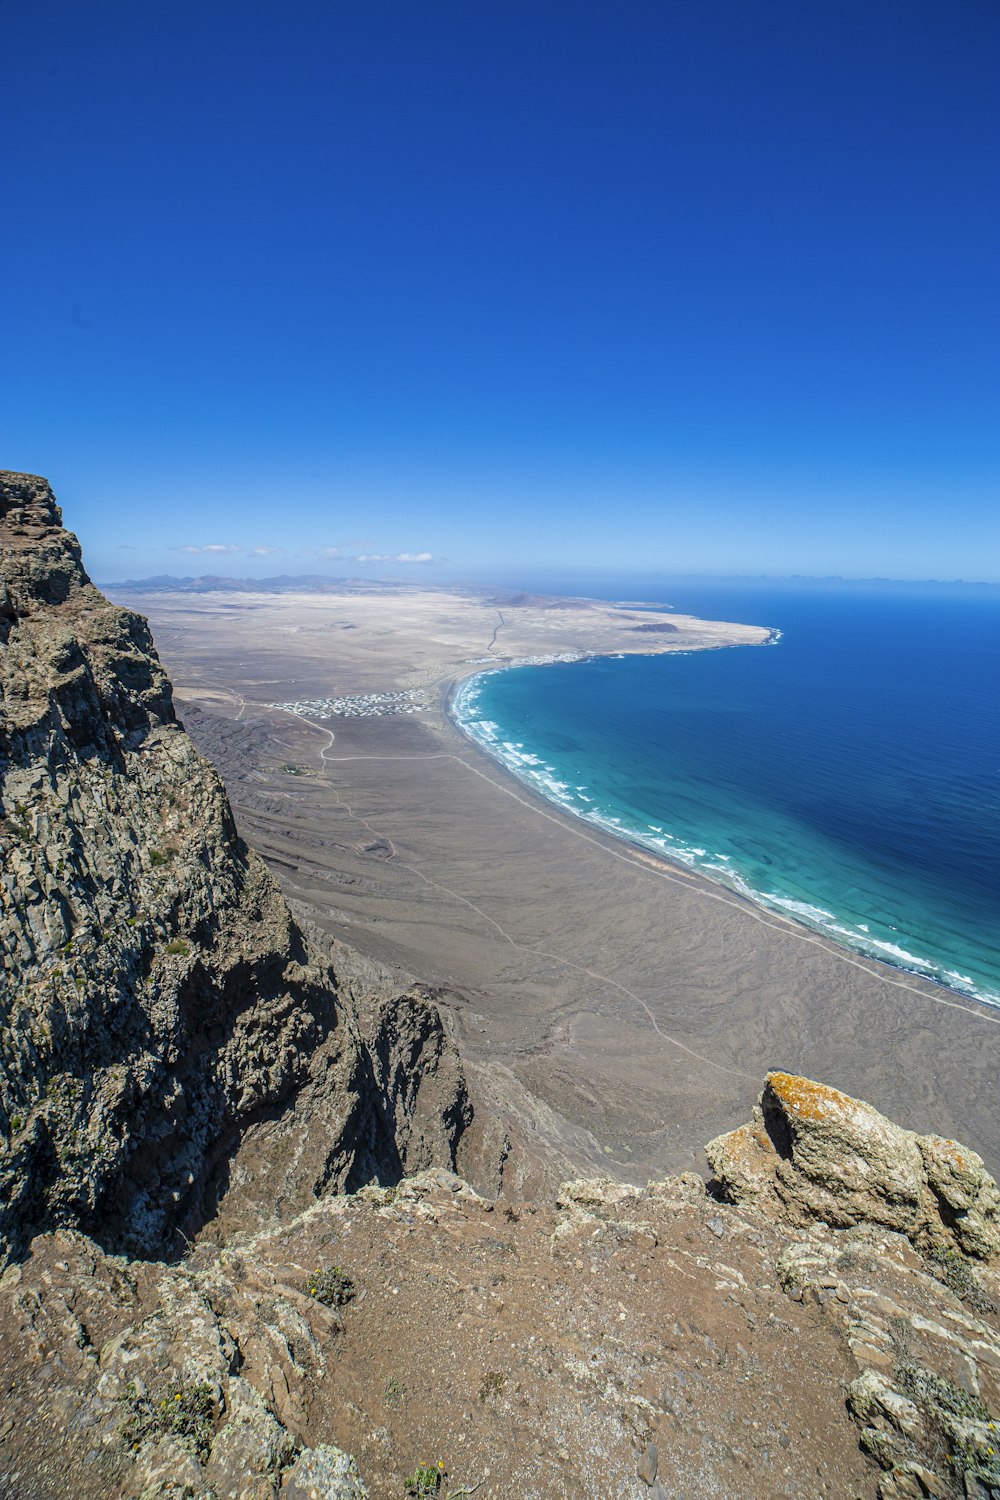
[0,472,470,1263]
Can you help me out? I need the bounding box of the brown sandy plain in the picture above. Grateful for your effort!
[111,582,1000,1186]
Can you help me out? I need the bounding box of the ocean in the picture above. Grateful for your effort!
[451,579,1000,1009]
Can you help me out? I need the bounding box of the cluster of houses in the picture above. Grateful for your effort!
[280,690,430,720]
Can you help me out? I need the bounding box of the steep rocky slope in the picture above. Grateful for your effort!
[0,472,471,1265]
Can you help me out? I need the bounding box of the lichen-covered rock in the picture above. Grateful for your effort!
[280,1445,368,1499]
[203,1379,297,1498]
[918,1133,1000,1261]
[0,472,471,1265]
[707,1071,1000,1261]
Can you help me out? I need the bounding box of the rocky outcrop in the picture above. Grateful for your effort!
[706,1071,1000,1261]
[0,472,471,1265]
[3,1125,999,1500]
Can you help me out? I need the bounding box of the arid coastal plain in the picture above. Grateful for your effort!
[111,580,1000,1188]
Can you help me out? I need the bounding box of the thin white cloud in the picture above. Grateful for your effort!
[172,541,433,565]
[356,551,433,564]
[176,543,245,555]
[174,542,284,557]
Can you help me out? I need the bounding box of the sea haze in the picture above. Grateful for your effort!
[453,580,1000,1008]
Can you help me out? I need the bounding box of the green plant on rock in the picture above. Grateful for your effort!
[120,1381,218,1461]
[897,1361,989,1425]
[952,1426,1000,1491]
[925,1245,997,1315]
[307,1265,355,1307]
[895,1360,1000,1488]
[164,938,190,957]
[405,1460,446,1497]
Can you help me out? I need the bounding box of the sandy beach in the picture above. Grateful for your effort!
[112,582,1000,1184]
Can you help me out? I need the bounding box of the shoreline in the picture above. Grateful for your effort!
[444,654,1000,1021]
[124,581,1000,1179]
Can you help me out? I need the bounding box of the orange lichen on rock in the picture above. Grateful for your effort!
[929,1137,967,1172]
[709,1072,1000,1264]
[765,1071,854,1123]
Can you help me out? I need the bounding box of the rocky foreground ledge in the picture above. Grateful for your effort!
[1,1073,999,1500]
[2,474,999,1500]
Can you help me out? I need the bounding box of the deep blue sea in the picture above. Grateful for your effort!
[452,580,1000,1008]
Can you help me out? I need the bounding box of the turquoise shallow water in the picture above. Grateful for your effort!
[451,581,1000,1008]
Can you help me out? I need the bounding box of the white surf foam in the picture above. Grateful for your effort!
[450,667,1000,1012]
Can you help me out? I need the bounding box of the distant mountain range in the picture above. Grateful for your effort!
[104,572,440,594]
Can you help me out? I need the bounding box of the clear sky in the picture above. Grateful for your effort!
[2,1,998,583]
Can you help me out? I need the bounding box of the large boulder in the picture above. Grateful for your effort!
[706,1071,1000,1261]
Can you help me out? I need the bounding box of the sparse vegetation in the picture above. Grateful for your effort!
[121,1381,218,1460]
[149,848,167,867]
[405,1461,446,1497]
[925,1244,997,1314]
[895,1360,1000,1488]
[897,1360,988,1426]
[164,938,190,957]
[478,1370,506,1402]
[307,1265,355,1306]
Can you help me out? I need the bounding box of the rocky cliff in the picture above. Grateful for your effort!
[0,471,471,1265]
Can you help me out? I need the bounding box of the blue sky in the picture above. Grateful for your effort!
[2,1,998,583]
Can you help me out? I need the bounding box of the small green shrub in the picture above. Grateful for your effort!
[307,1266,355,1307]
[164,938,190,957]
[149,848,167,867]
[405,1461,446,1497]
[897,1359,988,1424]
[926,1245,997,1314]
[121,1381,217,1460]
